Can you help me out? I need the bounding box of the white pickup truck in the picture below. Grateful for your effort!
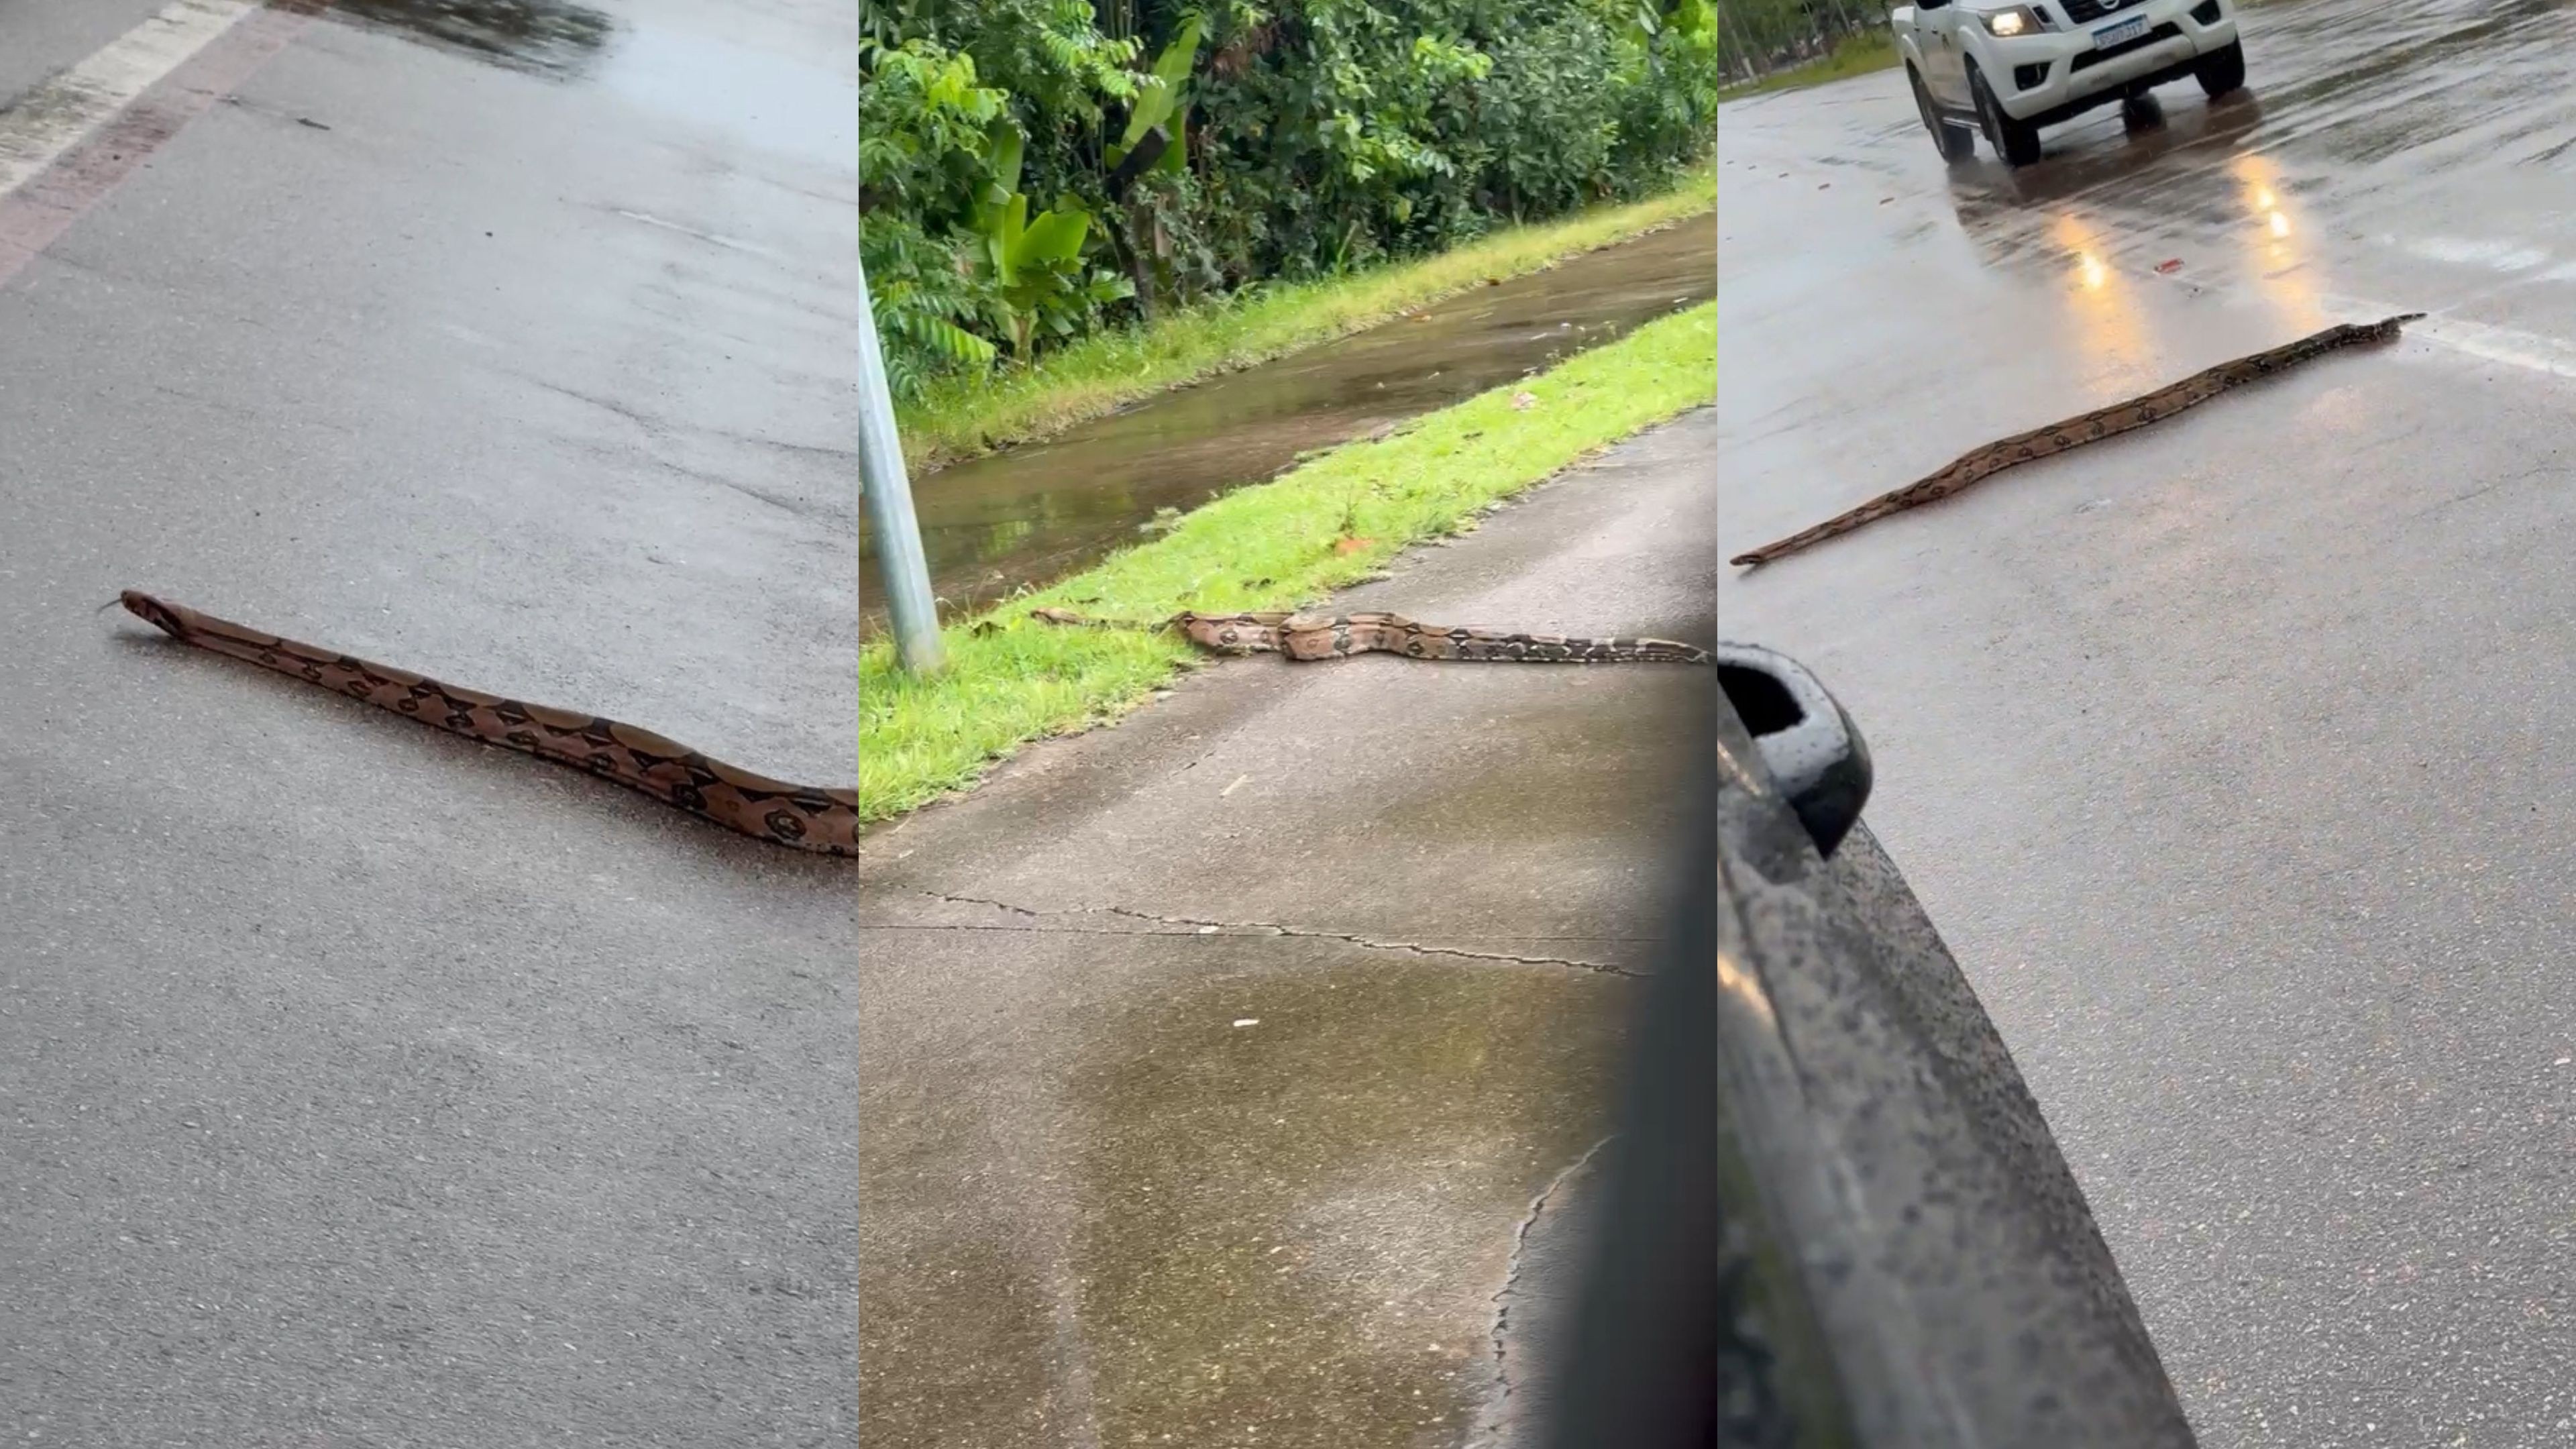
[1891,0,2245,167]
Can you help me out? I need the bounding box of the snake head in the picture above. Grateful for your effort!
[118,590,188,639]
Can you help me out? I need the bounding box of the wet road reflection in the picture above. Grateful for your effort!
[863,217,1713,635]
[1717,4,2576,1442]
[1724,0,2576,435]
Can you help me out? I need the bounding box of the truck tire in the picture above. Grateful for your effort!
[1971,67,2043,168]
[1911,67,1976,162]
[2196,40,2247,98]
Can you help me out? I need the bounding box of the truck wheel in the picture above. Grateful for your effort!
[2196,40,2247,97]
[1972,68,2043,168]
[1911,67,1976,162]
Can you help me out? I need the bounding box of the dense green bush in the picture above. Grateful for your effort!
[861,1,1721,399]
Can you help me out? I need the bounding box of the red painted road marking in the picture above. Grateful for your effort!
[0,3,328,288]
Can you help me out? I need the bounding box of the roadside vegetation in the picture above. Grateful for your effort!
[862,1,1724,440]
[896,169,1712,472]
[1711,0,1886,93]
[1717,30,1896,99]
[859,299,1716,826]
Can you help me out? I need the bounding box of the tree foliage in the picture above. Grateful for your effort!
[863,0,1721,400]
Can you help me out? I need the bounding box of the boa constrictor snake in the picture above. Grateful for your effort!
[1729,313,2423,568]
[1031,607,1711,664]
[119,592,857,855]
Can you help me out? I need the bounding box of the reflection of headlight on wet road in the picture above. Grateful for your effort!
[2269,211,2292,238]
[2079,254,2108,289]
[2255,188,2277,210]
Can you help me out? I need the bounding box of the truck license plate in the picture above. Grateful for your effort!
[2095,15,2148,46]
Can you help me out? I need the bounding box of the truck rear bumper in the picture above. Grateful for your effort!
[1984,0,2239,124]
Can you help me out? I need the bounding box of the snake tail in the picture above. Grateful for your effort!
[119,591,858,855]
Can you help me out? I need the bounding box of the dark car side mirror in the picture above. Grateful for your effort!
[1715,643,1873,857]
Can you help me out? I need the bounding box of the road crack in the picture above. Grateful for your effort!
[918,890,1645,976]
[1477,1135,1613,1444]
[2410,458,2555,521]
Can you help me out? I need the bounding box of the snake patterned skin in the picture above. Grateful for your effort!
[1728,313,2424,569]
[120,592,857,855]
[1032,607,1711,663]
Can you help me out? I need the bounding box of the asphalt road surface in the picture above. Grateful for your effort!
[1,3,857,1442]
[1721,3,2576,1444]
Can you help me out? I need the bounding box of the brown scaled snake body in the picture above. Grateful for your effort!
[119,592,857,855]
[1729,313,2424,569]
[1030,607,1712,663]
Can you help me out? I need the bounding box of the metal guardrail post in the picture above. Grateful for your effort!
[858,256,949,674]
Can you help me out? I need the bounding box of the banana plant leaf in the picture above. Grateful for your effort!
[1109,15,1203,170]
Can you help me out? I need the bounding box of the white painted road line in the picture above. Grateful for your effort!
[0,0,256,201]
[2406,313,2576,382]
[2290,287,2576,382]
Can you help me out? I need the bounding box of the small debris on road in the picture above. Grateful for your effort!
[2155,258,2184,274]
[1233,1018,1259,1028]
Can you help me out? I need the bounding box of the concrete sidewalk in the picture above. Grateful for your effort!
[858,409,1715,1448]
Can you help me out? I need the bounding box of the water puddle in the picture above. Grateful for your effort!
[592,21,857,168]
[320,2,860,170]
[1065,956,1627,1447]
[863,217,1715,635]
[325,0,616,78]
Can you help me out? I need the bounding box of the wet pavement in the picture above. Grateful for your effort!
[1720,1,2576,1444]
[1,2,855,1442]
[859,413,1714,1448]
[863,217,1713,633]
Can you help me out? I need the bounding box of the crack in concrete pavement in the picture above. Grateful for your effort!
[916,890,1650,976]
[517,372,856,474]
[1474,1134,1613,1448]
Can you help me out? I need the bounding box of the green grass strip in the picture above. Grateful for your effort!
[860,299,1716,826]
[897,165,1714,474]
[1717,32,1899,101]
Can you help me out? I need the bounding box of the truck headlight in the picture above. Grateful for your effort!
[1982,5,2048,36]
